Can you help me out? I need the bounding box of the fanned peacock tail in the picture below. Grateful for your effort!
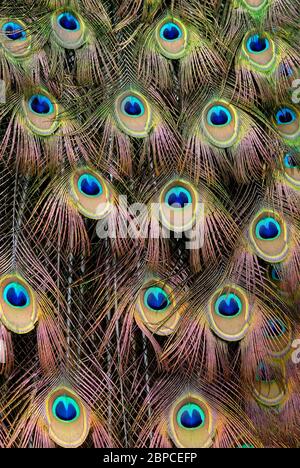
[0,0,299,450]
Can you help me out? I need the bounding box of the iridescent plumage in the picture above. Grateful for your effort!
[0,0,299,450]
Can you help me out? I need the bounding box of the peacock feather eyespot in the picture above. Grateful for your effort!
[215,293,242,318]
[207,105,232,127]
[283,152,300,188]
[284,153,298,169]
[0,274,38,334]
[158,180,199,233]
[276,108,297,125]
[121,96,145,118]
[202,100,239,148]
[249,210,289,263]
[274,106,300,141]
[160,23,182,42]
[144,286,171,312]
[256,361,275,383]
[3,22,26,41]
[70,168,113,220]
[156,17,188,59]
[0,19,31,58]
[243,0,268,7]
[23,91,60,137]
[78,174,103,198]
[115,91,153,138]
[265,317,286,339]
[57,12,80,32]
[236,443,255,449]
[164,186,192,209]
[45,387,90,448]
[29,94,54,116]
[271,267,280,281]
[168,394,215,448]
[176,403,205,430]
[255,217,281,241]
[242,31,275,71]
[253,361,286,407]
[208,285,251,342]
[52,395,80,423]
[135,280,181,336]
[51,9,86,50]
[3,282,30,309]
[241,0,269,13]
[247,35,269,53]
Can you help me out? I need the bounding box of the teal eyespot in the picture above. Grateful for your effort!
[207,105,232,127]
[164,186,192,208]
[115,91,152,138]
[136,281,180,336]
[256,361,275,383]
[156,17,187,60]
[57,12,80,31]
[265,318,286,339]
[203,101,238,148]
[144,287,170,312]
[279,62,293,78]
[246,34,269,54]
[121,96,145,118]
[78,174,103,197]
[236,443,255,448]
[215,293,242,318]
[3,282,30,308]
[52,395,80,423]
[24,91,59,137]
[160,22,182,42]
[276,108,297,125]
[255,217,281,241]
[51,9,85,50]
[29,94,54,115]
[3,21,26,41]
[176,403,205,430]
[242,0,269,11]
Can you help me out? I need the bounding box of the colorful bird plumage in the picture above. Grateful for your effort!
[0,0,299,449]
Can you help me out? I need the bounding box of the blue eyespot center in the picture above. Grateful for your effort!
[29,94,54,115]
[52,395,80,423]
[121,96,145,118]
[215,293,242,318]
[3,22,26,41]
[276,108,297,125]
[3,282,30,308]
[144,287,170,312]
[265,318,286,338]
[177,403,205,430]
[160,22,182,41]
[207,105,232,126]
[236,443,255,449]
[284,153,298,169]
[57,12,80,31]
[255,217,281,241]
[270,266,281,282]
[165,186,192,208]
[247,34,269,53]
[279,62,293,78]
[78,174,103,197]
